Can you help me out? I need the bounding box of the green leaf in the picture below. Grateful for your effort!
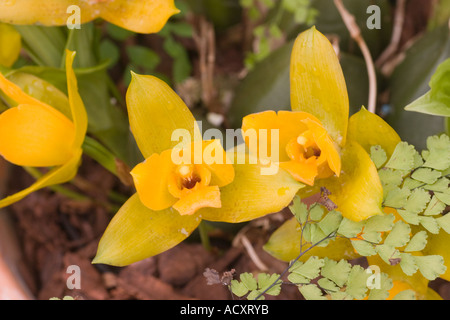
[337,218,364,238]
[330,291,351,300]
[424,177,450,193]
[423,135,450,170]
[414,255,447,280]
[370,145,388,169]
[405,231,428,252]
[317,278,340,293]
[289,256,324,280]
[392,290,416,300]
[404,59,450,117]
[246,290,265,300]
[364,214,395,233]
[167,22,193,38]
[257,273,281,296]
[362,231,383,244]
[309,205,324,221]
[240,272,258,291]
[126,46,160,71]
[384,187,411,208]
[435,192,450,205]
[299,284,327,300]
[378,168,404,188]
[385,142,417,171]
[317,210,343,235]
[351,240,377,256]
[230,279,249,297]
[376,244,400,265]
[384,221,411,247]
[419,216,440,234]
[387,25,449,150]
[290,196,308,225]
[436,214,450,233]
[396,209,420,225]
[399,253,419,276]
[321,258,352,287]
[411,168,442,185]
[367,272,393,300]
[345,265,370,300]
[424,195,446,216]
[404,188,431,214]
[402,177,424,190]
[287,272,308,285]
[106,23,134,41]
[309,224,328,246]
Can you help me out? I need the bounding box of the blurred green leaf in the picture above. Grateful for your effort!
[126,45,161,71]
[405,59,450,117]
[387,26,450,150]
[99,39,120,67]
[106,23,135,41]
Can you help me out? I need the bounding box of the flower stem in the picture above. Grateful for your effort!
[82,136,118,177]
[198,221,212,252]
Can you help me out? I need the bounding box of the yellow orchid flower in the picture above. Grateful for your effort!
[0,23,21,67]
[0,0,179,34]
[242,26,401,223]
[93,73,303,266]
[254,27,402,263]
[0,50,87,208]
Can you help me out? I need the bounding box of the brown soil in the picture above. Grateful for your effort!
[2,156,449,300]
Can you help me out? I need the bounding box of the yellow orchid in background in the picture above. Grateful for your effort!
[93,73,303,266]
[0,50,87,208]
[0,23,21,68]
[0,0,178,34]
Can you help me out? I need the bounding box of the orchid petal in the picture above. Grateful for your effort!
[0,23,21,68]
[348,107,401,158]
[0,0,178,34]
[290,26,349,147]
[0,1,97,26]
[93,193,201,266]
[0,104,75,167]
[130,149,177,211]
[100,0,179,34]
[65,50,87,149]
[199,152,303,223]
[126,73,201,158]
[318,140,384,222]
[0,149,81,209]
